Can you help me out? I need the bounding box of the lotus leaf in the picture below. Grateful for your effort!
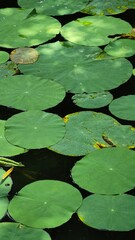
[0,51,9,64]
[10,48,39,64]
[0,168,13,197]
[0,198,9,220]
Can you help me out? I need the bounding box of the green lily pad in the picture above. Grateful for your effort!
[78,194,135,231]
[133,68,135,75]
[19,41,133,93]
[0,168,13,197]
[0,75,65,111]
[0,120,26,157]
[0,8,61,48]
[0,223,51,240]
[72,92,113,108]
[8,180,82,228]
[10,48,39,64]
[71,147,135,194]
[18,0,89,16]
[109,95,135,120]
[5,111,65,149]
[0,198,9,220]
[0,51,9,64]
[104,39,135,57]
[0,61,18,78]
[61,16,132,46]
[82,0,135,15]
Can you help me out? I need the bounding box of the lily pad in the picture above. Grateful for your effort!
[8,180,82,228]
[71,147,135,194]
[0,51,9,64]
[133,68,135,75]
[5,111,65,149]
[109,95,135,120]
[0,75,66,111]
[10,48,39,64]
[19,41,133,93]
[82,0,135,15]
[0,120,26,157]
[0,198,9,220]
[77,194,135,231]
[61,16,132,46]
[0,8,61,48]
[72,92,113,108]
[0,223,51,240]
[0,61,18,78]
[104,39,135,57]
[0,168,13,197]
[18,0,89,16]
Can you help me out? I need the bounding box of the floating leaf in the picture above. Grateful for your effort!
[0,168,13,197]
[0,120,26,157]
[0,198,9,220]
[19,41,133,93]
[72,92,113,108]
[0,8,61,48]
[0,51,9,64]
[109,95,135,120]
[0,61,18,78]
[82,0,135,15]
[78,194,135,231]
[5,111,65,149]
[0,223,51,240]
[71,147,135,194]
[104,39,135,57]
[18,0,89,16]
[133,68,135,75]
[10,48,39,64]
[61,16,132,46]
[8,180,82,228]
[0,75,66,111]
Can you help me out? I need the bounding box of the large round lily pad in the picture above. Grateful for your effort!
[19,41,133,93]
[5,111,65,149]
[71,147,135,194]
[0,8,61,48]
[0,75,65,111]
[61,16,132,46]
[77,194,135,231]
[8,180,82,228]
[109,95,135,120]
[18,0,89,16]
[104,39,135,57]
[0,223,51,240]
[50,111,135,156]
[0,120,26,157]
[82,0,135,15]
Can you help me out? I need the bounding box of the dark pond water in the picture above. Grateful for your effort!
[0,1,135,239]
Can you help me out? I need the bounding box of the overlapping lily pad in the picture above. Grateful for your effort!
[0,223,51,240]
[50,111,135,156]
[61,16,132,46]
[10,48,39,64]
[0,51,9,64]
[19,41,133,93]
[78,194,135,231]
[0,168,13,197]
[0,61,18,78]
[0,120,26,157]
[109,95,135,120]
[82,0,135,15]
[0,75,66,111]
[0,8,61,48]
[18,0,89,16]
[104,39,135,57]
[8,180,82,228]
[71,147,135,194]
[72,92,113,108]
[5,111,65,149]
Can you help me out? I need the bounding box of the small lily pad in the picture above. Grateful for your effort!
[5,111,65,149]
[0,51,9,64]
[0,223,51,240]
[78,194,135,231]
[109,95,135,120]
[0,61,18,78]
[10,48,39,64]
[0,198,9,220]
[8,180,82,228]
[72,92,113,108]
[0,168,13,197]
